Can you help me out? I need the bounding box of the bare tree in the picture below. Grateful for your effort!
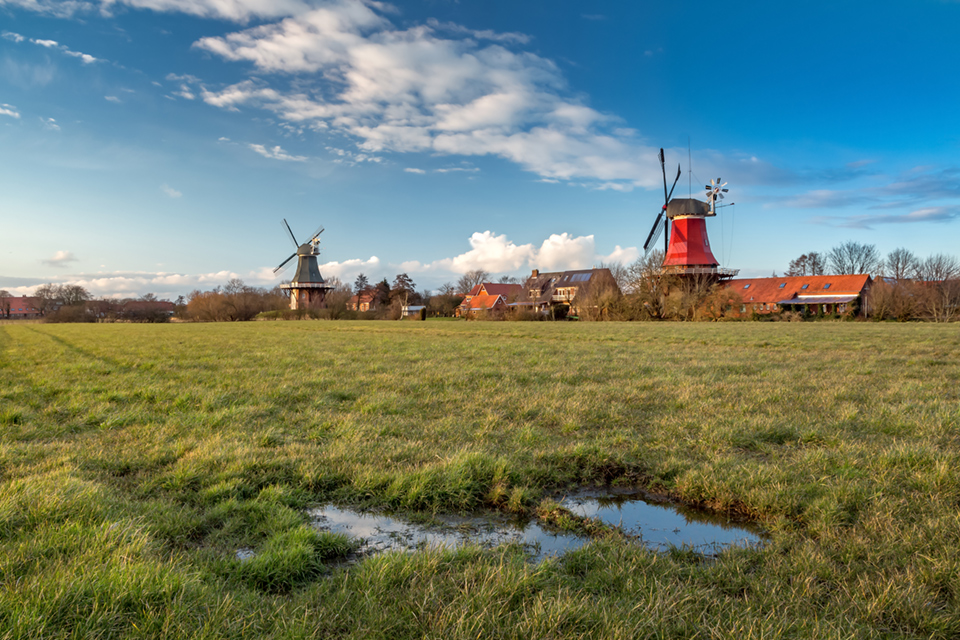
[884,247,920,280]
[0,289,10,318]
[827,241,880,275]
[437,282,456,296]
[623,250,676,319]
[595,261,629,292]
[786,252,826,276]
[456,269,489,294]
[916,253,960,283]
[808,252,826,275]
[785,254,810,277]
[497,274,519,284]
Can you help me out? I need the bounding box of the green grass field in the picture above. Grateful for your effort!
[1,320,959,638]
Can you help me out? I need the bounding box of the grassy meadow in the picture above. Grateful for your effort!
[1,320,959,638]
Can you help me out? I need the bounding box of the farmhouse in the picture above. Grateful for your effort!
[348,290,380,312]
[724,274,873,316]
[456,291,510,318]
[1,296,42,319]
[456,282,522,318]
[519,268,620,316]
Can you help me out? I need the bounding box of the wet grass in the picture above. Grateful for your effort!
[1,320,959,638]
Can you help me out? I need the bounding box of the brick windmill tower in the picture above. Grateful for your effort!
[274,219,333,310]
[642,148,738,279]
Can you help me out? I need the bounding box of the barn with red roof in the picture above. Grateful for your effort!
[723,274,873,316]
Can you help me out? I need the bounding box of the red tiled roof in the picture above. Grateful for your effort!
[2,296,41,316]
[724,274,871,304]
[463,293,504,310]
[349,290,378,305]
[479,283,522,298]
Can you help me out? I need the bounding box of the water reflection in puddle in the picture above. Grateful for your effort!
[308,491,762,562]
[562,491,763,552]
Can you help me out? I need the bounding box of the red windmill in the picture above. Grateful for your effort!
[642,148,738,279]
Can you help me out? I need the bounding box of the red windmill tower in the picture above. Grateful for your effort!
[642,148,738,279]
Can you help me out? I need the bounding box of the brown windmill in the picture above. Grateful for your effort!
[274,219,333,310]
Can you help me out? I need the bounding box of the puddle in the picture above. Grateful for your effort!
[561,490,764,552]
[236,548,256,562]
[308,491,763,562]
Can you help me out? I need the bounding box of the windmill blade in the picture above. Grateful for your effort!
[273,251,297,274]
[666,164,682,201]
[658,148,668,204]
[307,225,325,243]
[282,219,299,248]
[645,218,664,253]
[643,210,665,252]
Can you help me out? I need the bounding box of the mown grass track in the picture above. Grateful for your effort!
[1,320,959,638]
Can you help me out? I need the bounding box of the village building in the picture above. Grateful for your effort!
[455,283,522,318]
[1,296,42,319]
[517,268,620,316]
[400,304,426,319]
[723,274,873,316]
[457,292,510,318]
[348,289,380,312]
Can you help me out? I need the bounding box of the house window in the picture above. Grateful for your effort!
[743,284,750,289]
[779,283,786,288]
[823,283,831,289]
[801,284,809,290]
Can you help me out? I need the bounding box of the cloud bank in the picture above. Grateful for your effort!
[12,230,636,298]
[178,0,659,189]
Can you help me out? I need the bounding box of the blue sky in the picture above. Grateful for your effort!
[2,0,959,299]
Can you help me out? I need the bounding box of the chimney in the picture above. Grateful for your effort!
[531,269,539,278]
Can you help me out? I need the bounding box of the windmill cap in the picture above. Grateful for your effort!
[666,198,712,219]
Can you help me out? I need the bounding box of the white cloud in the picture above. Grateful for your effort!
[26,36,100,63]
[64,49,98,63]
[424,18,531,44]
[100,0,313,22]
[192,1,660,190]
[249,143,308,161]
[40,116,60,130]
[42,250,79,267]
[399,230,638,276]
[534,233,595,271]
[105,95,121,103]
[2,31,26,42]
[174,84,196,99]
[161,183,182,198]
[0,1,94,18]
[404,167,425,174]
[315,256,381,283]
[0,104,20,119]
[811,206,960,230]
[166,72,201,83]
[434,166,479,173]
